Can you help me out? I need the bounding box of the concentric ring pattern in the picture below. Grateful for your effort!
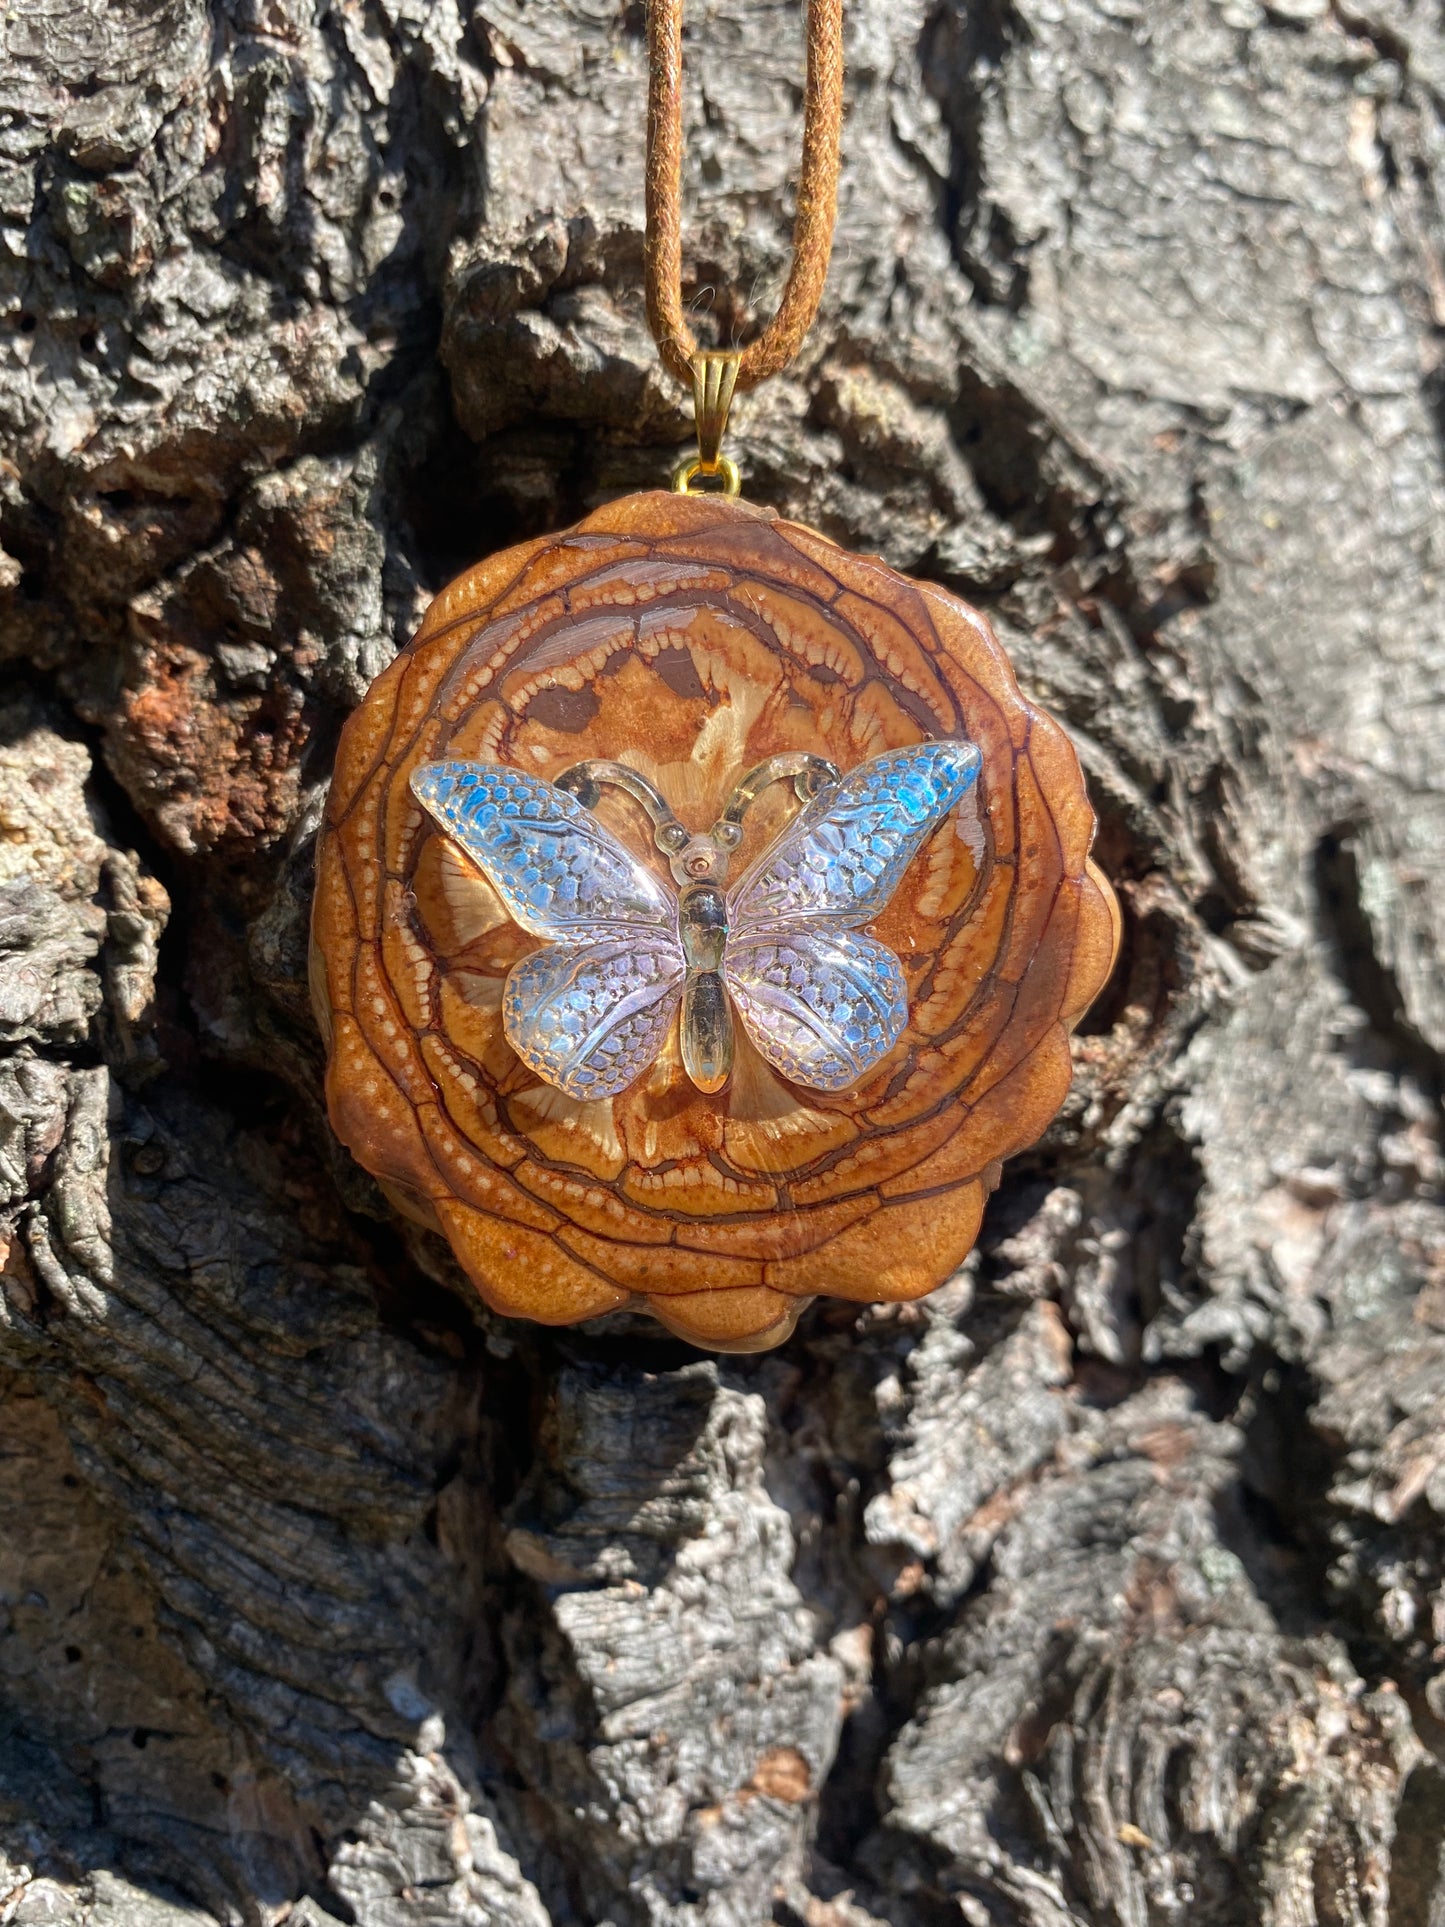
[311,492,1120,1350]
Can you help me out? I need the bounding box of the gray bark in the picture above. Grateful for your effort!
[2,0,1444,1923]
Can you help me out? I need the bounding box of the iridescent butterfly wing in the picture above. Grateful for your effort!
[723,741,983,1091]
[410,762,685,1100]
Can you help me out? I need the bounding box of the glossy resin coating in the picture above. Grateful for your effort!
[311,492,1120,1350]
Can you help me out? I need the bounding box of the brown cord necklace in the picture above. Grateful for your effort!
[646,0,844,492]
[310,1,1120,1353]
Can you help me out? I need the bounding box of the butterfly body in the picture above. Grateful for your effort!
[410,739,983,1102]
[677,879,734,1093]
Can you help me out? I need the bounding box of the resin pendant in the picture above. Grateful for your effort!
[310,491,1120,1351]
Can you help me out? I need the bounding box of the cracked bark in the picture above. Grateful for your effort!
[2,1,1444,1923]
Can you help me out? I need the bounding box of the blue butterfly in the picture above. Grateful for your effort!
[410,740,982,1101]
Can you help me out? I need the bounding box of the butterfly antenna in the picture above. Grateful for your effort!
[555,758,678,825]
[553,758,698,864]
[720,752,840,825]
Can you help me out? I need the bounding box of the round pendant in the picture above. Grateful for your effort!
[310,491,1119,1351]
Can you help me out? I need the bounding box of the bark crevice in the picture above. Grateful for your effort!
[3,0,1444,1921]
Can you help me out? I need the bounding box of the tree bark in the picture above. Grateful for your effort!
[2,1,1444,1923]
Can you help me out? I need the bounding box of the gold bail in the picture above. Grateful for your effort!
[692,350,739,469]
[672,350,742,495]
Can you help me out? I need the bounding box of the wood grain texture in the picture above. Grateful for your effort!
[312,493,1118,1347]
[4,0,1445,1921]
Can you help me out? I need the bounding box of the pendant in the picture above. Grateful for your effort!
[310,491,1119,1351]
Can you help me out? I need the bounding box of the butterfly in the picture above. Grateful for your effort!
[410,739,982,1102]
